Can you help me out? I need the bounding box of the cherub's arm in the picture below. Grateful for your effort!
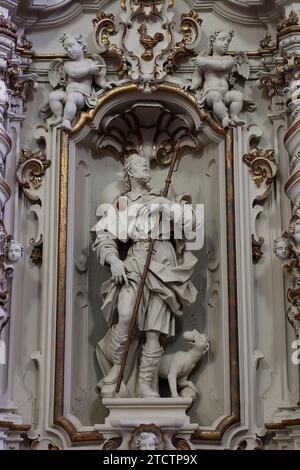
[190,65,204,91]
[90,55,114,90]
[64,62,93,80]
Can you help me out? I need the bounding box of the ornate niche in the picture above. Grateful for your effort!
[50,82,240,447]
[29,0,266,449]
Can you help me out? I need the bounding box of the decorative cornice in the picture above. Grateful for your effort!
[12,0,290,31]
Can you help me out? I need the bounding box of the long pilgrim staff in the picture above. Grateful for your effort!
[116,141,181,393]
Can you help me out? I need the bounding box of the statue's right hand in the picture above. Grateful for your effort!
[109,257,129,286]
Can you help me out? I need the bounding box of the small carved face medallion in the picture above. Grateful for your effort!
[273,238,291,260]
[135,432,158,450]
[7,241,22,263]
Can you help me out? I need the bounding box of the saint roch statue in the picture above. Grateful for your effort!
[92,149,204,399]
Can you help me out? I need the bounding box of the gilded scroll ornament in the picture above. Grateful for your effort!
[169,11,203,68]
[243,144,278,264]
[243,146,278,205]
[258,59,288,98]
[92,13,128,76]
[16,148,51,204]
[93,4,202,93]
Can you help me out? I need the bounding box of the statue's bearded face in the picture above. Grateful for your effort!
[213,31,232,55]
[129,158,151,184]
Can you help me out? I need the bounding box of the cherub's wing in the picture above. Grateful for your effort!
[48,59,67,89]
[91,54,107,87]
[228,52,250,87]
[233,52,250,80]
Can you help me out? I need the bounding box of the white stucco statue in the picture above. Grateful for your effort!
[183,30,253,128]
[158,330,209,399]
[46,33,114,130]
[92,152,204,399]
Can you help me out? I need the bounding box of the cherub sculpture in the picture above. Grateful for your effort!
[46,33,114,130]
[183,30,254,128]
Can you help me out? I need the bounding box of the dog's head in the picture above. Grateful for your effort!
[183,330,209,354]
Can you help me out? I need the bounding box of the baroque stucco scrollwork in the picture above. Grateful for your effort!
[243,144,278,262]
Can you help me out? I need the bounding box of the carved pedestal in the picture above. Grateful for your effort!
[95,398,197,450]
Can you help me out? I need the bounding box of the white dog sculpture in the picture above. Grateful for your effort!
[158,330,209,399]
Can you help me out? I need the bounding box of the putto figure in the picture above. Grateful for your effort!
[46,33,114,130]
[92,151,204,398]
[183,30,253,128]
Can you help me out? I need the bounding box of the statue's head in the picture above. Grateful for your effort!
[6,239,23,263]
[273,237,292,260]
[60,33,87,60]
[209,29,234,55]
[135,432,158,450]
[123,151,151,191]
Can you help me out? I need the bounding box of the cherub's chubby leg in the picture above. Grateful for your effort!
[60,91,86,130]
[102,285,135,386]
[206,90,233,128]
[224,90,245,126]
[48,90,66,127]
[138,331,163,398]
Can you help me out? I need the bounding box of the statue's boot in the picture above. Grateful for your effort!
[102,325,127,386]
[138,345,163,398]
